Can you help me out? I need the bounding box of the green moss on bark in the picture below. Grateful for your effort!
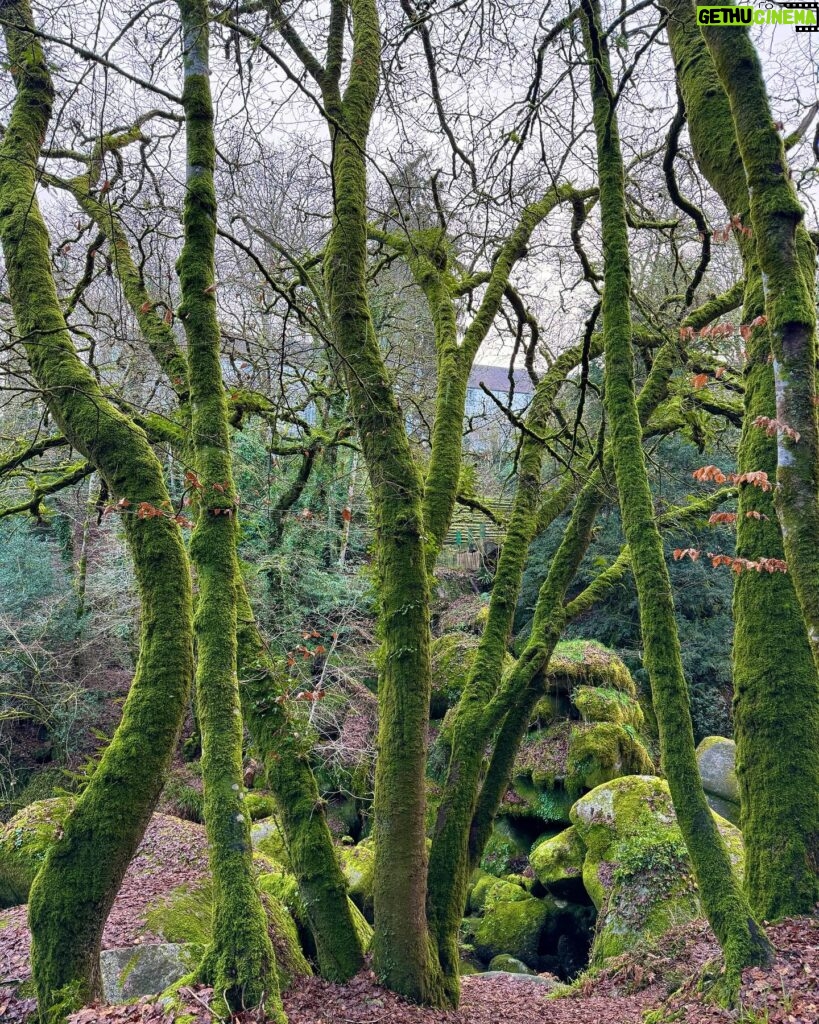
[176,2,280,1015]
[319,0,444,1003]
[0,4,195,1018]
[666,0,819,919]
[582,0,770,985]
[425,339,599,1004]
[699,9,819,677]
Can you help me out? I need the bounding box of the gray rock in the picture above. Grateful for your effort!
[100,943,191,1003]
[706,791,741,826]
[696,736,739,804]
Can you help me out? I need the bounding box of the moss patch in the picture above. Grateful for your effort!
[429,634,515,718]
[530,825,586,896]
[573,686,643,728]
[245,795,277,822]
[565,722,654,797]
[473,892,553,968]
[337,839,375,917]
[545,640,636,696]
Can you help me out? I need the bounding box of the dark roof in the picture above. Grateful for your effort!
[467,363,536,395]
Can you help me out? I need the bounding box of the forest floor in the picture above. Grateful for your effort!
[2,814,818,1024]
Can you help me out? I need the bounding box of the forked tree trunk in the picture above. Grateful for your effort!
[427,326,684,1004]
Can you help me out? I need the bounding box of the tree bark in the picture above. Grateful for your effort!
[321,0,445,1002]
[665,0,819,919]
[175,1,282,1015]
[582,0,771,989]
[0,3,194,1018]
[699,8,819,671]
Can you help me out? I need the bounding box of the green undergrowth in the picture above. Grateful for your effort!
[145,876,310,990]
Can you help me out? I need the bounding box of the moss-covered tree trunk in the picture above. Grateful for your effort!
[388,188,586,571]
[665,0,819,918]
[581,0,771,987]
[321,0,444,1003]
[41,98,363,970]
[175,1,281,1016]
[467,332,686,869]
[699,17,819,673]
[0,3,194,1019]
[426,320,684,1003]
[425,338,599,1003]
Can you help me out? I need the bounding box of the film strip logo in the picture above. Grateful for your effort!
[696,2,819,29]
[790,0,819,31]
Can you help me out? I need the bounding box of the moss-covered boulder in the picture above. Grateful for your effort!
[251,817,289,868]
[509,718,653,824]
[530,826,585,898]
[478,821,529,877]
[467,871,497,913]
[244,793,276,821]
[473,882,554,969]
[337,838,375,917]
[487,954,535,974]
[257,869,373,960]
[429,633,516,718]
[564,722,654,797]
[573,686,644,728]
[0,796,74,908]
[696,736,740,825]
[570,775,743,964]
[430,632,479,717]
[546,640,637,695]
[101,943,194,1003]
[501,641,654,832]
[483,877,530,910]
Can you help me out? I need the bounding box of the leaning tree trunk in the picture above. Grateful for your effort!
[0,2,194,1019]
[427,321,685,1003]
[665,0,819,919]
[581,0,771,990]
[425,339,594,1003]
[236,584,365,980]
[175,2,281,1016]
